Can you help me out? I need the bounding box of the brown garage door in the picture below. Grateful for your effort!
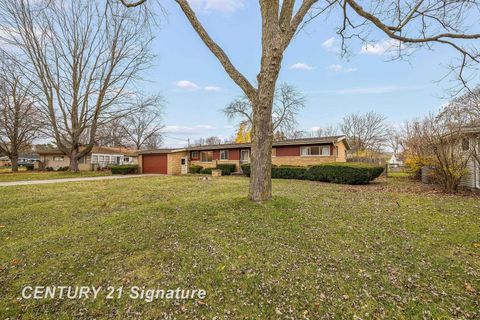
[143,154,168,174]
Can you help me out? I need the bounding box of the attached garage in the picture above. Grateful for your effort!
[142,154,168,174]
[139,149,189,175]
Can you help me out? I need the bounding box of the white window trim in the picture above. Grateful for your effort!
[300,146,331,157]
[240,150,250,162]
[220,150,229,160]
[200,151,213,163]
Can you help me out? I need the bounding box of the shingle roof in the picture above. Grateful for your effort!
[138,136,350,154]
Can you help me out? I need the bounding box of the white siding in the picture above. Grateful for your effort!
[460,159,477,189]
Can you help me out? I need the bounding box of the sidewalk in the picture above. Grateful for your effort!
[0,174,162,187]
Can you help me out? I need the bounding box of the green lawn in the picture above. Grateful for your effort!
[0,176,479,319]
[0,171,111,182]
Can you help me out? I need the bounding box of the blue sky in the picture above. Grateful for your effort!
[141,1,462,147]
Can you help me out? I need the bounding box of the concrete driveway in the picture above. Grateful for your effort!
[0,174,163,187]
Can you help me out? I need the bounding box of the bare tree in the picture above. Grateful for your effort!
[0,55,41,172]
[311,125,339,138]
[144,132,163,149]
[224,82,305,135]
[0,0,153,171]
[96,118,129,148]
[122,95,165,150]
[122,0,480,201]
[387,127,403,155]
[204,136,222,145]
[340,111,389,155]
[412,114,474,193]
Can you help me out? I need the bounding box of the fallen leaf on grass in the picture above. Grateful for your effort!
[11,259,22,266]
[465,283,476,293]
[473,243,480,248]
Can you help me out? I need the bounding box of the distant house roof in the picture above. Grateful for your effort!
[139,136,350,154]
[460,125,480,134]
[37,146,139,156]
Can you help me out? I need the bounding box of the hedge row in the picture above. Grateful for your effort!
[241,163,384,185]
[216,164,236,176]
[189,165,203,174]
[189,163,237,175]
[110,164,139,175]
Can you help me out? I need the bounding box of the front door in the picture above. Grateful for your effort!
[240,149,250,163]
[181,157,188,175]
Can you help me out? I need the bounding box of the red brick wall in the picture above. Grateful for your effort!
[276,146,300,156]
[229,148,240,160]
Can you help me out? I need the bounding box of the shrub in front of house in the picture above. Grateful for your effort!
[241,163,384,184]
[110,164,138,175]
[241,164,251,177]
[305,163,384,185]
[24,164,35,171]
[200,168,213,174]
[57,166,70,171]
[217,164,236,176]
[272,165,307,179]
[189,165,203,174]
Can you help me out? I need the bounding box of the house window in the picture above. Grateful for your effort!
[191,151,198,159]
[300,146,331,156]
[53,156,64,161]
[321,146,331,156]
[92,155,98,163]
[462,138,470,151]
[220,150,229,160]
[241,150,250,162]
[200,151,213,162]
[124,156,130,163]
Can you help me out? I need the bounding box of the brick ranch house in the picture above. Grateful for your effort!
[139,136,350,175]
[37,146,139,171]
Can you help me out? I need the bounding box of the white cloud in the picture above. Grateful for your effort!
[360,39,404,55]
[204,86,221,92]
[175,80,201,91]
[327,64,357,73]
[174,80,221,92]
[189,0,244,13]
[315,85,421,95]
[163,125,216,135]
[322,37,339,52]
[289,62,315,71]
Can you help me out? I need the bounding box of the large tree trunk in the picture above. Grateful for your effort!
[11,153,19,172]
[249,69,280,202]
[249,99,274,201]
[69,149,80,172]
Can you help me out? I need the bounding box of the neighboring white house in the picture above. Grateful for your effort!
[387,153,404,167]
[37,146,139,171]
[459,127,480,190]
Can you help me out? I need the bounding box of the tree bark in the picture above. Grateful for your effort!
[249,98,274,201]
[11,153,19,172]
[69,149,80,172]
